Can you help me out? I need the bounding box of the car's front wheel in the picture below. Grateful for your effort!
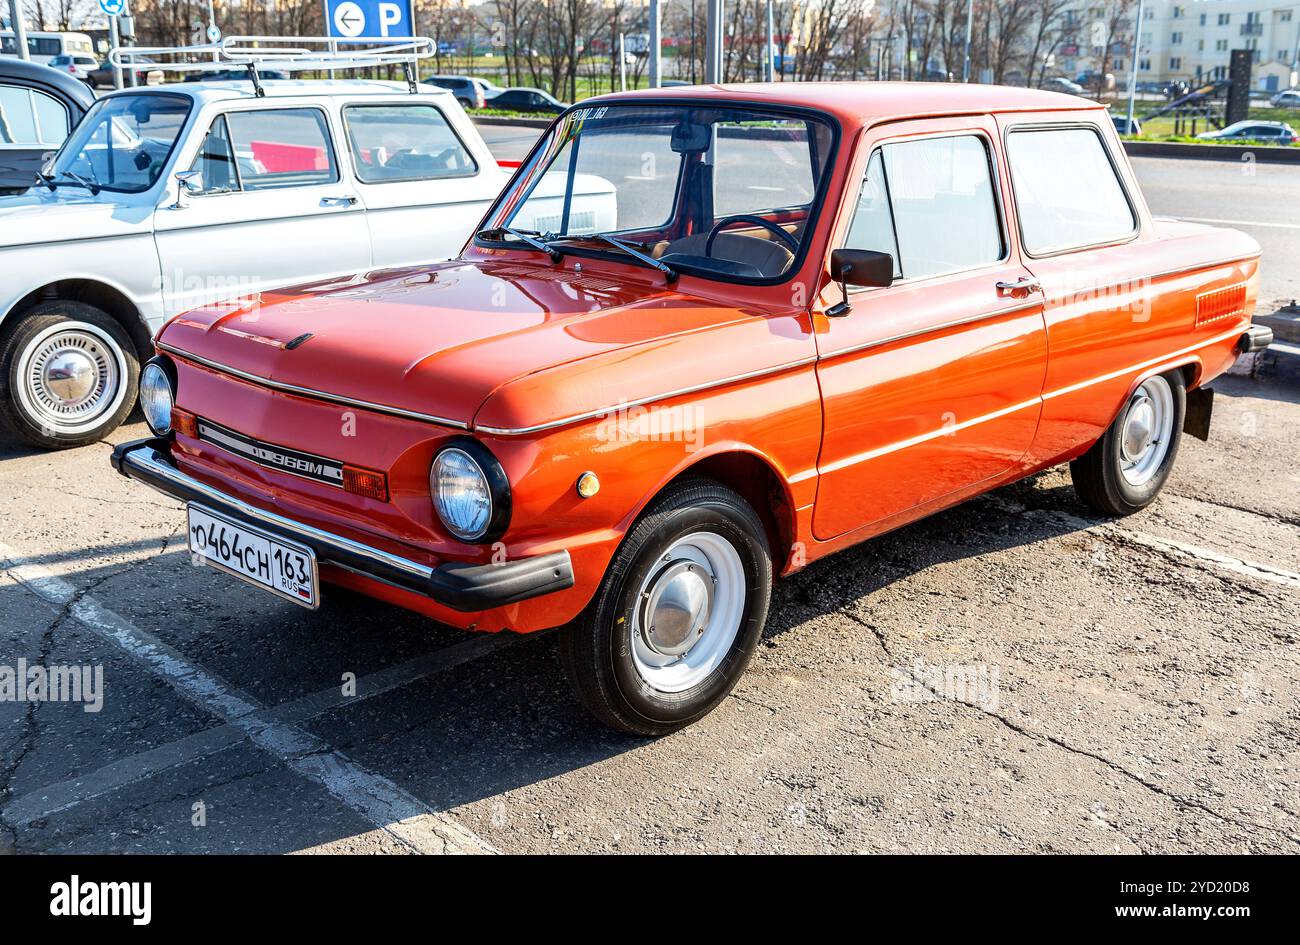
[1070,370,1186,516]
[559,478,773,736]
[0,302,139,450]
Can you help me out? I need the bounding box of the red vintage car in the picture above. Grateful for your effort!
[113,83,1270,735]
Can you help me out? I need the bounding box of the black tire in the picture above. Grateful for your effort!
[558,477,773,737]
[1070,370,1186,516]
[0,302,140,450]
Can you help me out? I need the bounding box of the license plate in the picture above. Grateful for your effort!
[186,504,319,609]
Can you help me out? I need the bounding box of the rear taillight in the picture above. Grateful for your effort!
[343,464,389,501]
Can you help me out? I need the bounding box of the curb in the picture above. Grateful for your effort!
[1123,140,1300,163]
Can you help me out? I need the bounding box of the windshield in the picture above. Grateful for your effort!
[51,94,190,193]
[481,104,836,281]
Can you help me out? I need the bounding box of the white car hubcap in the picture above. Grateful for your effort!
[1119,376,1174,487]
[631,531,745,693]
[16,322,128,436]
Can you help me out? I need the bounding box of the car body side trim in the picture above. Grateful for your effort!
[820,324,1246,472]
[473,356,821,436]
[157,341,470,429]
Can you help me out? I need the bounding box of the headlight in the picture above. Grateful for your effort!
[139,359,175,436]
[430,440,511,543]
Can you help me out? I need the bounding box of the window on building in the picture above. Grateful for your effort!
[1218,13,1230,25]
[1170,57,1182,70]
[1171,32,1182,44]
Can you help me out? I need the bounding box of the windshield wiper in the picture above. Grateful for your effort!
[581,234,678,283]
[477,226,563,262]
[51,170,101,195]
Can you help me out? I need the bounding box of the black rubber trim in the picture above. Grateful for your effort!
[1183,387,1213,442]
[1240,325,1274,352]
[110,438,572,612]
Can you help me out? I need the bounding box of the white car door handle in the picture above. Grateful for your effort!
[320,195,358,207]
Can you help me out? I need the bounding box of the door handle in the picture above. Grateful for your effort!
[320,195,358,207]
[995,277,1041,298]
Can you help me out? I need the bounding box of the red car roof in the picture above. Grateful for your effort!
[584,81,1102,129]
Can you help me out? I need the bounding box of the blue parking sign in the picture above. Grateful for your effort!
[99,0,126,15]
[325,0,414,40]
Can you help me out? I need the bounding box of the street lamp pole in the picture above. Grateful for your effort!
[7,0,29,61]
[705,0,723,84]
[962,0,974,82]
[1125,0,1146,133]
[649,0,661,88]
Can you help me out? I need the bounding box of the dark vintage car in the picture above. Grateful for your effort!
[0,57,95,195]
[484,87,567,114]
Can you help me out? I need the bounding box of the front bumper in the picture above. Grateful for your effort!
[110,438,574,612]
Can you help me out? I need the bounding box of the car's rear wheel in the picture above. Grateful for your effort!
[0,302,139,450]
[1070,371,1185,516]
[558,478,772,737]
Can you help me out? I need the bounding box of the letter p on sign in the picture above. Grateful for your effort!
[378,2,402,35]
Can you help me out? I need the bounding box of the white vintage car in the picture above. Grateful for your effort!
[0,75,613,449]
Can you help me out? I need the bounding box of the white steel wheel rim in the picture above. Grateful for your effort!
[1119,375,1175,487]
[15,321,129,436]
[630,530,746,694]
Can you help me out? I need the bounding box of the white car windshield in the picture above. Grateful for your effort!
[50,94,190,193]
[480,103,836,282]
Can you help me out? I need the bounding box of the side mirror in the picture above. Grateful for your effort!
[171,170,204,208]
[826,249,894,317]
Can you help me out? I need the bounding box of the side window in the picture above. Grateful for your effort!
[224,108,338,191]
[842,150,901,279]
[343,104,477,183]
[0,85,70,147]
[188,115,239,193]
[1006,127,1136,255]
[844,135,1002,281]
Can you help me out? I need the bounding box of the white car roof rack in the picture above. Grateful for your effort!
[109,36,435,97]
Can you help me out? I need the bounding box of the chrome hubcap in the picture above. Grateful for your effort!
[15,323,126,435]
[639,560,714,657]
[630,531,746,693]
[1119,376,1175,487]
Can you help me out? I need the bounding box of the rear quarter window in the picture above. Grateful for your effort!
[1005,126,1136,255]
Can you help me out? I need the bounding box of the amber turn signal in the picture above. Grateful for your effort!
[576,471,600,498]
[170,407,198,439]
[343,464,389,501]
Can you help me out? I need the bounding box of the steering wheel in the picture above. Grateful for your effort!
[705,214,799,257]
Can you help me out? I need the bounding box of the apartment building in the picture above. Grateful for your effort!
[1060,0,1299,90]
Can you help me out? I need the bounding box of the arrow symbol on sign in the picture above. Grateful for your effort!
[333,2,366,38]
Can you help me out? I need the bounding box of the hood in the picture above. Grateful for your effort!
[157,258,794,431]
[0,187,153,249]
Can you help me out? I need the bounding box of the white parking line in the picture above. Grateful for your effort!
[0,541,500,855]
[1,632,512,828]
[1176,216,1300,231]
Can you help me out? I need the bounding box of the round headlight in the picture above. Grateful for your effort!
[432,446,493,541]
[139,360,174,436]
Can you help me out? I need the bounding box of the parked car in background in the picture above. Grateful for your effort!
[1269,89,1300,109]
[87,56,165,89]
[470,76,502,99]
[48,53,98,85]
[1197,120,1297,144]
[0,57,95,195]
[1040,76,1084,95]
[484,86,567,114]
[0,79,615,449]
[184,68,289,83]
[426,75,485,109]
[111,83,1266,735]
[1111,114,1141,136]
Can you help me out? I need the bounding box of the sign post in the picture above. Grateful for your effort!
[100,0,128,87]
